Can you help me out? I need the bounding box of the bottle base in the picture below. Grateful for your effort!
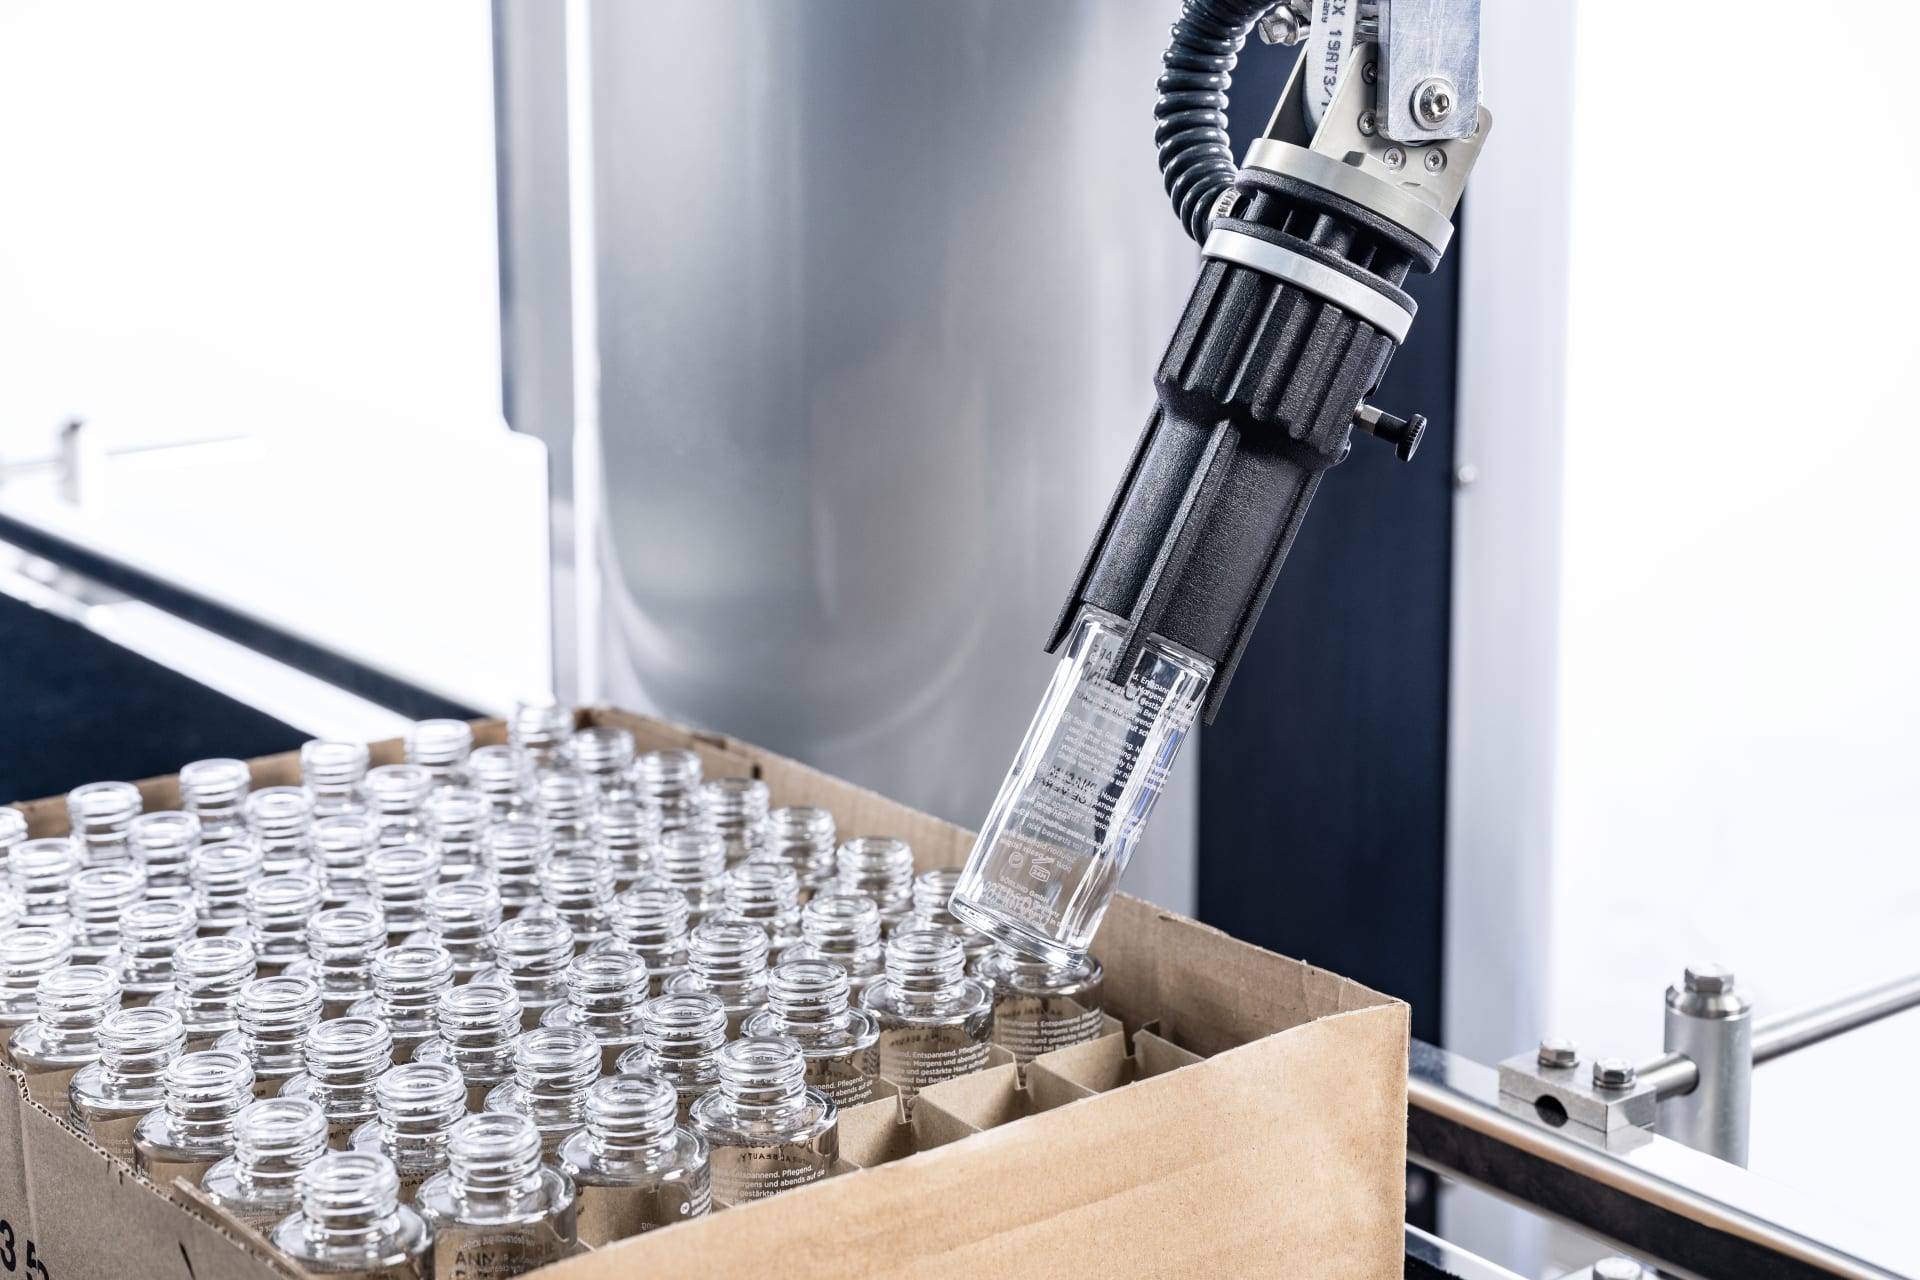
[947,897,1085,969]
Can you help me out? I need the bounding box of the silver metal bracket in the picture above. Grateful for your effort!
[1497,1046,1662,1149]
[1377,0,1483,143]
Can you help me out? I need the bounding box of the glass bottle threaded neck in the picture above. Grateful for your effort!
[650,830,726,903]
[119,898,200,991]
[405,718,473,783]
[511,1025,599,1107]
[367,763,432,832]
[884,927,967,995]
[434,981,522,1073]
[836,837,915,912]
[762,806,837,883]
[639,993,727,1065]
[765,959,853,1025]
[67,779,144,862]
[609,885,691,960]
[799,892,883,958]
[299,1151,405,1248]
[12,838,83,917]
[244,787,314,874]
[235,1096,330,1189]
[699,777,769,858]
[425,787,490,876]
[480,821,549,902]
[468,745,532,822]
[722,861,800,935]
[301,740,371,816]
[127,811,201,896]
[33,963,120,1030]
[717,1036,808,1108]
[374,1060,466,1144]
[423,881,502,971]
[310,814,380,904]
[585,1074,679,1155]
[367,843,443,930]
[162,1048,255,1136]
[372,944,456,1027]
[100,1006,188,1082]
[69,863,148,954]
[568,726,635,788]
[305,1017,394,1091]
[190,840,265,926]
[592,799,661,882]
[237,975,324,1055]
[174,935,258,1033]
[447,1112,545,1200]
[245,874,324,963]
[179,758,252,841]
[493,916,574,999]
[0,927,74,1013]
[634,749,702,806]
[508,697,573,765]
[565,951,647,1018]
[537,853,614,935]
[684,920,770,990]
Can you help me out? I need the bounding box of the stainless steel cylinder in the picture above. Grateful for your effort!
[1659,963,1753,1166]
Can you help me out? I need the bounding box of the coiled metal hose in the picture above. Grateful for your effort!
[1155,0,1275,243]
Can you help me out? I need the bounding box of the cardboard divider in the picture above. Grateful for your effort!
[1026,1025,1205,1112]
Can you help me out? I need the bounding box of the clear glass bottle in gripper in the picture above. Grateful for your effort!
[911,867,996,960]
[190,839,265,935]
[468,744,534,826]
[633,749,704,834]
[368,843,444,942]
[312,814,382,908]
[67,862,146,965]
[133,1047,255,1188]
[592,797,660,891]
[283,1016,396,1149]
[351,944,456,1065]
[127,809,201,902]
[0,926,74,1061]
[246,873,326,975]
[541,951,648,1071]
[11,837,83,922]
[690,1036,837,1206]
[414,981,523,1111]
[484,1024,599,1157]
[489,915,575,1030]
[69,1004,188,1163]
[272,1149,435,1279]
[568,725,636,805]
[180,758,252,845]
[835,836,917,936]
[423,787,489,882]
[351,1060,469,1203]
[11,963,120,1113]
[666,919,770,1038]
[557,1074,710,1246]
[699,777,768,866]
[423,880,501,980]
[642,829,728,925]
[217,974,324,1098]
[743,959,881,1107]
[119,897,200,1008]
[972,945,1106,1071]
[719,859,802,950]
[246,785,317,877]
[615,992,726,1123]
[603,885,691,997]
[780,892,886,1000]
[367,764,434,850]
[951,606,1210,964]
[859,926,994,1104]
[416,1112,577,1278]
[295,904,388,1020]
[406,718,474,791]
[66,779,144,866]
[167,933,258,1051]
[761,805,838,900]
[303,739,373,819]
[537,852,614,950]
[479,821,548,918]
[508,696,574,776]
[202,1096,332,1233]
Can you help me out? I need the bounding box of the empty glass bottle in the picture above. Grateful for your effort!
[417,1113,575,1278]
[835,836,916,935]
[246,785,317,877]
[780,892,886,1000]
[368,844,444,940]
[422,880,501,980]
[11,963,120,1112]
[614,993,726,1123]
[67,862,146,965]
[119,897,200,1007]
[536,853,614,950]
[603,885,691,996]
[479,821,548,916]
[133,1047,255,1187]
[556,1074,710,1246]
[534,772,596,856]
[246,873,326,974]
[414,982,524,1111]
[367,764,433,849]
[0,926,74,1061]
[273,1150,435,1279]
[284,1016,396,1148]
[168,934,257,1051]
[302,739,373,819]
[568,726,635,804]
[633,749,704,833]
[490,916,574,1029]
[351,945,456,1064]
[127,809,201,901]
[976,950,1107,1084]
[485,1024,599,1156]
[643,829,728,924]
[423,788,488,882]
[312,814,382,907]
[699,777,769,866]
[592,798,660,890]
[0,888,20,935]
[217,974,324,1099]
[406,719,474,791]
[180,758,252,845]
[689,1037,837,1206]
[508,697,573,774]
[0,806,26,880]
[296,905,389,1019]
[190,840,265,934]
[719,860,802,949]
[67,779,144,866]
[468,744,534,825]
[12,836,83,921]
[743,960,881,1107]
[761,806,838,898]
[202,1096,332,1233]
[859,927,994,1101]
[541,951,648,1071]
[666,920,770,1037]
[351,1060,468,1203]
[911,867,995,959]
[70,1005,188,1162]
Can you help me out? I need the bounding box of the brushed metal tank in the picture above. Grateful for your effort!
[575,1,1199,903]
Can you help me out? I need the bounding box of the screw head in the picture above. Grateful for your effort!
[1595,1259,1646,1280]
[1414,77,1457,126]
[1592,1057,1637,1090]
[1685,964,1734,995]
[1357,109,1377,137]
[1537,1037,1577,1070]
[1382,147,1405,172]
[1423,149,1446,173]
[1361,60,1378,85]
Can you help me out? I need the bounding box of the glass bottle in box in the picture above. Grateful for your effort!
[273,1150,435,1279]
[70,1005,188,1162]
[202,1096,332,1233]
[689,1037,837,1206]
[557,1074,710,1246]
[350,1060,468,1203]
[11,963,120,1112]
[416,1113,576,1277]
[858,927,994,1102]
[133,1047,255,1187]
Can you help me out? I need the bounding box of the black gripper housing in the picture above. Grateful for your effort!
[1050,168,1444,721]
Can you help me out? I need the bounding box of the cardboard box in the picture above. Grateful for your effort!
[5,707,1409,1278]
